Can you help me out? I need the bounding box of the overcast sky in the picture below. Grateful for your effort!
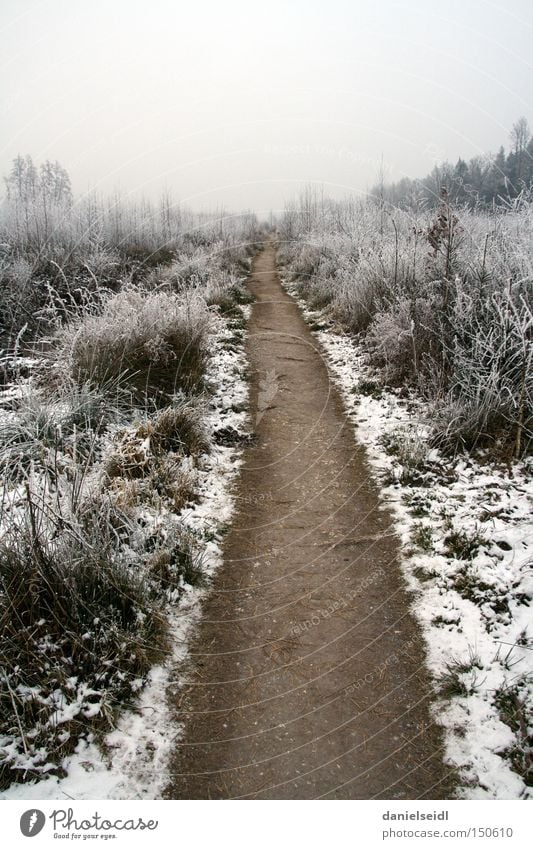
[1,0,532,214]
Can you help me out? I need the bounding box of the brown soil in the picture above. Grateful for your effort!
[163,244,453,799]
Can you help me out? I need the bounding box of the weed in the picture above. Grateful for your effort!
[438,651,484,698]
[410,523,433,552]
[412,564,439,582]
[444,528,487,560]
[381,427,430,484]
[137,402,210,456]
[404,491,431,517]
[356,378,382,397]
[452,565,511,619]
[144,524,205,596]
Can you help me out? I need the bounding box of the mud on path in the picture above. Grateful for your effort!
[164,244,452,799]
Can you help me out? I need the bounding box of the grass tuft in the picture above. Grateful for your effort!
[54,287,211,404]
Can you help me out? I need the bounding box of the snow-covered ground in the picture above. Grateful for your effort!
[0,309,251,801]
[282,279,533,801]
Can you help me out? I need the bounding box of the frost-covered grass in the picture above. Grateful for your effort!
[0,231,255,795]
[0,160,259,347]
[54,287,212,403]
[282,283,533,799]
[0,496,171,788]
[0,301,251,800]
[278,194,533,458]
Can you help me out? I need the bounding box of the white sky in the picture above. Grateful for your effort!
[1,0,532,214]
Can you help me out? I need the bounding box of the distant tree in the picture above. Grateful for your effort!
[3,155,73,248]
[508,117,530,187]
[467,155,491,202]
[39,160,72,207]
[4,154,38,204]
[526,135,533,185]
[493,145,508,197]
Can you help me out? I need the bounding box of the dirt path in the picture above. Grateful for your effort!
[164,244,452,799]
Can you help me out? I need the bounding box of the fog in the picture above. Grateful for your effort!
[1,0,532,214]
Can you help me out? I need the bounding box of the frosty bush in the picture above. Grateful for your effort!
[138,401,210,456]
[0,380,129,486]
[218,242,254,275]
[0,257,44,342]
[105,402,209,509]
[380,426,431,484]
[288,242,323,281]
[278,191,533,456]
[55,287,211,404]
[205,275,253,317]
[431,289,532,453]
[331,280,377,334]
[366,296,442,383]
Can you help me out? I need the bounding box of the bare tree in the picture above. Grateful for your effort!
[510,117,530,182]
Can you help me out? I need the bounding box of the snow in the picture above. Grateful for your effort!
[282,278,533,801]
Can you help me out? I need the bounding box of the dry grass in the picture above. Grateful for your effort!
[54,287,212,404]
[278,195,533,456]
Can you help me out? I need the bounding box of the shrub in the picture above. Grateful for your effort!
[54,287,211,404]
[217,243,253,275]
[431,290,532,455]
[0,257,45,341]
[205,280,252,317]
[138,402,210,456]
[144,523,205,595]
[279,192,533,456]
[0,474,207,789]
[288,243,323,280]
[109,460,196,513]
[105,401,209,476]
[104,403,208,513]
[366,296,441,384]
[331,280,377,334]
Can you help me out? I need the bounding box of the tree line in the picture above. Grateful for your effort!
[372,117,533,209]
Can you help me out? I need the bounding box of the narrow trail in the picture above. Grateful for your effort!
[164,244,452,800]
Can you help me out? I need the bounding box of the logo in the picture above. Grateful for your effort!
[20,809,46,837]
